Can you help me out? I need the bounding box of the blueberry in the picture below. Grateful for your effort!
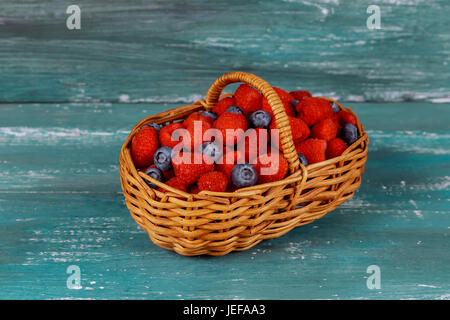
[153,146,173,171]
[291,100,299,108]
[248,110,272,129]
[225,105,245,115]
[201,111,218,121]
[200,142,223,162]
[330,102,340,113]
[342,123,359,145]
[297,153,308,166]
[146,122,161,132]
[143,167,163,188]
[231,163,258,188]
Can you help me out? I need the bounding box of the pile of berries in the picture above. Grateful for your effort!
[131,84,360,193]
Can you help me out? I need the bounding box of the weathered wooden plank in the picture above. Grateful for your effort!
[0,191,448,300]
[0,102,448,299]
[0,0,449,103]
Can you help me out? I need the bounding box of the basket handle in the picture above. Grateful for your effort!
[205,71,300,174]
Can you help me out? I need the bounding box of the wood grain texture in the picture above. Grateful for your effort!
[0,0,449,103]
[0,0,449,300]
[0,102,449,299]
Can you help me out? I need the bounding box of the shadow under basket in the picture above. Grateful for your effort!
[119,71,369,256]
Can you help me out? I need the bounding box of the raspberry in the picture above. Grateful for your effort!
[311,118,338,142]
[172,152,215,185]
[261,88,296,118]
[159,122,184,149]
[234,84,262,116]
[296,97,333,126]
[188,184,200,194]
[212,96,235,116]
[290,90,312,101]
[238,128,270,163]
[198,171,228,192]
[201,111,218,122]
[270,116,310,149]
[131,126,159,169]
[326,138,348,159]
[182,111,214,128]
[183,121,213,151]
[213,112,248,146]
[157,177,187,193]
[331,113,342,131]
[261,99,296,118]
[295,139,327,164]
[216,149,245,180]
[254,152,289,184]
[336,110,357,126]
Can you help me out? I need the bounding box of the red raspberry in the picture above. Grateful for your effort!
[311,118,338,142]
[331,113,342,131]
[267,87,295,103]
[148,164,174,180]
[198,171,228,192]
[216,149,245,180]
[212,97,235,116]
[157,177,187,193]
[214,112,248,146]
[188,184,200,194]
[172,152,215,185]
[295,139,327,164]
[183,121,213,151]
[261,87,296,117]
[270,116,310,148]
[159,122,184,149]
[336,110,357,126]
[254,151,289,184]
[296,97,333,126]
[182,111,214,128]
[326,138,348,159]
[261,99,296,118]
[290,90,312,101]
[131,126,159,169]
[234,84,262,116]
[238,128,270,163]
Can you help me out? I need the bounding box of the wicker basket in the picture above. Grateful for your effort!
[119,71,369,256]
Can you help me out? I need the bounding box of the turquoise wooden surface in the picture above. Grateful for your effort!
[0,0,449,300]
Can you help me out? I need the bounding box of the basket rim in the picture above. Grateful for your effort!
[119,95,368,201]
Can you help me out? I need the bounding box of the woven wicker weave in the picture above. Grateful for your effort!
[119,72,369,256]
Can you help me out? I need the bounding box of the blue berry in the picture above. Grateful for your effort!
[225,105,245,116]
[201,111,218,121]
[297,153,308,166]
[342,123,359,145]
[200,142,223,162]
[146,122,161,132]
[153,146,173,171]
[231,163,258,188]
[248,110,272,129]
[291,100,299,108]
[143,167,163,188]
[330,102,340,113]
